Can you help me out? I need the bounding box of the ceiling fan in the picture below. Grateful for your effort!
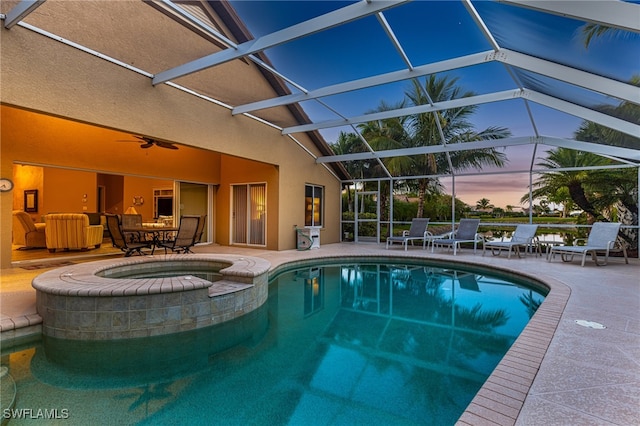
[118,135,179,150]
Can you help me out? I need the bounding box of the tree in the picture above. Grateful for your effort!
[522,148,611,222]
[546,187,576,218]
[475,198,494,211]
[581,23,639,50]
[331,131,364,212]
[403,75,509,217]
[492,207,505,218]
[341,74,510,221]
[577,27,639,251]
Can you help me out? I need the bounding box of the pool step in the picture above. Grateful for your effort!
[208,280,253,297]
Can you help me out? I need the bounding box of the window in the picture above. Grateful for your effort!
[305,184,323,227]
[153,188,173,218]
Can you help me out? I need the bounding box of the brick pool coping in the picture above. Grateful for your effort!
[456,270,569,425]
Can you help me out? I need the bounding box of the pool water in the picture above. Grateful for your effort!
[3,261,545,425]
[97,266,223,282]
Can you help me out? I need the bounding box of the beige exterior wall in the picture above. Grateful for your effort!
[0,5,341,267]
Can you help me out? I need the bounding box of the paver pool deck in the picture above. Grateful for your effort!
[1,242,638,425]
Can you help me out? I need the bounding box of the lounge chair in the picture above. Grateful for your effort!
[431,218,482,255]
[105,214,154,257]
[483,224,538,259]
[13,211,46,249]
[548,222,628,266]
[386,218,430,250]
[44,213,104,253]
[156,215,200,254]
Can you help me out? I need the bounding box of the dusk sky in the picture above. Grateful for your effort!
[229,1,639,208]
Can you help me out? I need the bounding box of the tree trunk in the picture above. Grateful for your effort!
[568,182,601,223]
[417,179,427,218]
[612,201,638,253]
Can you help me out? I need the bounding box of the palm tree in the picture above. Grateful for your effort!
[475,198,494,211]
[522,148,612,222]
[581,24,639,49]
[575,94,640,150]
[358,100,413,176]
[331,131,364,212]
[546,187,576,218]
[358,100,423,222]
[571,25,638,249]
[349,75,509,219]
[403,75,510,217]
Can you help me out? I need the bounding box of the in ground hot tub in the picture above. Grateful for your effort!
[32,254,270,340]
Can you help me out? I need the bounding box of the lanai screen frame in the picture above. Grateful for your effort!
[3,0,639,249]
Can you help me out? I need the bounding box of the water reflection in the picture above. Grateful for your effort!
[31,303,269,389]
[334,264,524,377]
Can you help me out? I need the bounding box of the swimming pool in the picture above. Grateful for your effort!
[3,259,546,425]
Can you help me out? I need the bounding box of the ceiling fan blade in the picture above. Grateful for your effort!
[133,135,152,143]
[155,141,179,150]
[119,135,178,150]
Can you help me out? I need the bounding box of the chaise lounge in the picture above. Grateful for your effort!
[431,218,483,256]
[386,218,431,251]
[548,222,628,267]
[483,224,538,259]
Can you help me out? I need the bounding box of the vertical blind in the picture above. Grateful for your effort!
[232,183,266,245]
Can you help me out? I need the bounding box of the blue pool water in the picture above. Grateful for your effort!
[3,260,545,425]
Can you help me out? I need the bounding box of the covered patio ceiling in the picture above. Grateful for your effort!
[2,0,639,181]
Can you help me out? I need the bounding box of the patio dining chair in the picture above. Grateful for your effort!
[431,218,482,255]
[121,213,143,242]
[193,214,207,246]
[386,218,430,250]
[548,222,628,267]
[483,224,538,259]
[156,215,200,254]
[105,214,154,257]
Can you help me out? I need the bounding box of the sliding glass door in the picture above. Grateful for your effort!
[232,183,266,246]
[177,182,212,243]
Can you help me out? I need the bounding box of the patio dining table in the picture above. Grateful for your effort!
[122,226,179,248]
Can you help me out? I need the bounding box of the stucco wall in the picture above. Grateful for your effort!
[43,168,97,216]
[0,7,341,267]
